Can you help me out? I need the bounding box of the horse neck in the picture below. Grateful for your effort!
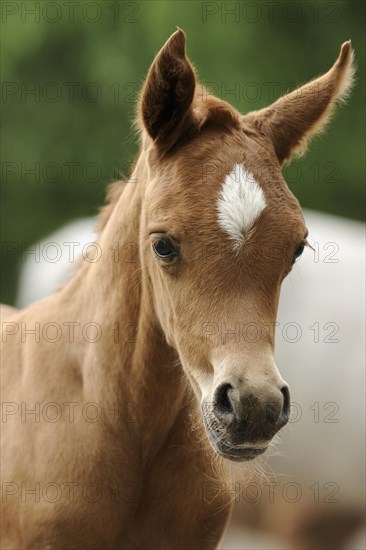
[65,154,189,459]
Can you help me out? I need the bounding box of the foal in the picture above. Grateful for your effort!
[1,30,354,549]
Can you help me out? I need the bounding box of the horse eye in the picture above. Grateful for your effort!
[152,237,179,262]
[292,242,305,265]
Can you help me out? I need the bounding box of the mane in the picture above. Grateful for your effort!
[97,179,127,232]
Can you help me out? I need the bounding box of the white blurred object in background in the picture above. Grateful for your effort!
[275,209,365,505]
[16,218,97,309]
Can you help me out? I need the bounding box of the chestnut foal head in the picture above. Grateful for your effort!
[137,30,354,461]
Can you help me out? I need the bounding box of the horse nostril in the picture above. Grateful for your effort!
[214,383,235,427]
[280,385,290,417]
[215,383,233,413]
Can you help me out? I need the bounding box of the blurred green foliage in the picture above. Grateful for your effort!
[1,0,365,305]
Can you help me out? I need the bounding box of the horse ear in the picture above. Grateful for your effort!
[139,29,196,151]
[244,41,355,164]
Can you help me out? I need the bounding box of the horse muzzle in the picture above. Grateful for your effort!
[202,380,290,461]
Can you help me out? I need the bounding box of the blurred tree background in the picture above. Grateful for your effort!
[1,0,365,305]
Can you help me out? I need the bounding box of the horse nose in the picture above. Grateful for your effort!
[213,381,290,442]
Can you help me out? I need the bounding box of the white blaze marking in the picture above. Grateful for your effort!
[217,163,266,250]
